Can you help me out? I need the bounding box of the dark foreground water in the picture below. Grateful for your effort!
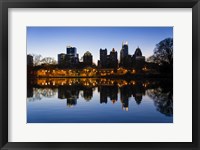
[27,78,173,123]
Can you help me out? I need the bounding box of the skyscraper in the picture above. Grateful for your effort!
[66,46,77,54]
[99,48,107,68]
[66,46,79,68]
[83,51,93,66]
[120,41,133,68]
[132,47,145,70]
[120,41,130,68]
[58,53,66,66]
[109,48,118,68]
[120,41,128,64]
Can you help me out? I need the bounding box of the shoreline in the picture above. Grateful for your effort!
[28,74,173,79]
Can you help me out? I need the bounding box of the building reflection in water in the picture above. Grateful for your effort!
[82,88,93,101]
[58,86,78,107]
[27,78,173,116]
[98,85,118,104]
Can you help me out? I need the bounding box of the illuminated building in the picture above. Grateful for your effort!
[120,41,128,67]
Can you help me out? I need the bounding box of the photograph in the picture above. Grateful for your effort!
[27,27,173,123]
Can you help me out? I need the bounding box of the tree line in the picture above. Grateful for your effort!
[29,54,57,66]
[147,38,173,73]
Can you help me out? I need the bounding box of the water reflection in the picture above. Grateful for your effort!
[27,78,173,117]
[146,80,173,116]
[27,88,57,102]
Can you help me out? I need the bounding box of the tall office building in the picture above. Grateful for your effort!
[99,48,107,68]
[58,53,66,66]
[120,41,128,65]
[83,51,93,66]
[134,47,142,56]
[120,41,133,68]
[98,48,118,69]
[132,47,145,70]
[109,48,118,68]
[66,46,79,68]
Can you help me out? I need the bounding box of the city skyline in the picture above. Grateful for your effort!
[27,27,173,64]
[27,27,173,123]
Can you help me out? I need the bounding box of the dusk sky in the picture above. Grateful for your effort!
[27,27,173,64]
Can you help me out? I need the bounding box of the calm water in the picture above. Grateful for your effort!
[27,78,173,123]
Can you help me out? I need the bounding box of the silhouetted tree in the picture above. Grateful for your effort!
[148,38,173,73]
[31,54,42,66]
[41,57,57,65]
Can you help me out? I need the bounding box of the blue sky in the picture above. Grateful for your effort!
[27,27,173,64]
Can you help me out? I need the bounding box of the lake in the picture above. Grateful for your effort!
[27,78,173,123]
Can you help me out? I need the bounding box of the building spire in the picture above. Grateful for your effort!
[122,41,128,45]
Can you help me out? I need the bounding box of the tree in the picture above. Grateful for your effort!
[29,54,57,66]
[31,54,42,66]
[40,57,57,65]
[148,38,173,73]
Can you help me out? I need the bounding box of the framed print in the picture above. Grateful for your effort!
[0,0,200,149]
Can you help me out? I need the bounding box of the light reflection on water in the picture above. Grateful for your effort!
[27,78,173,123]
